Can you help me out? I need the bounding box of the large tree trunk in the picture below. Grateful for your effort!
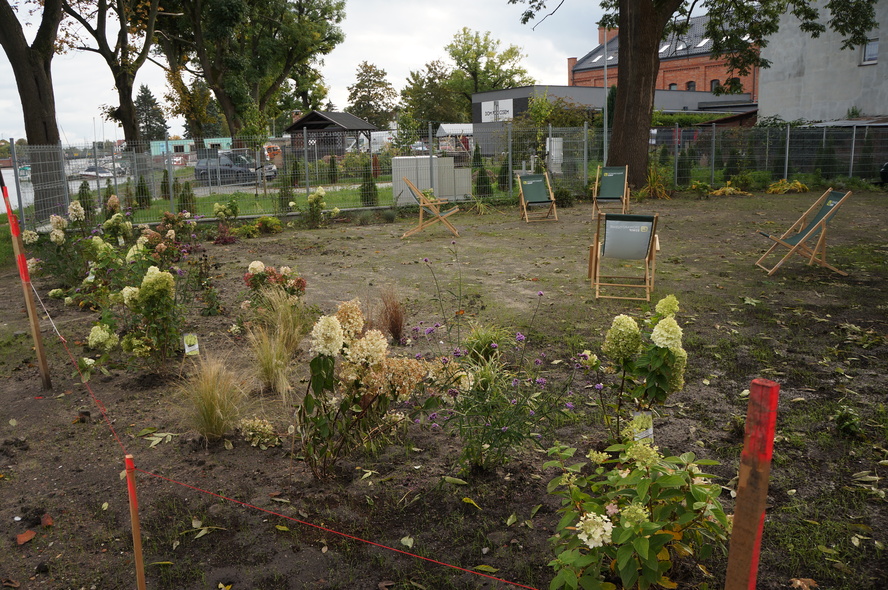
[609,0,681,189]
[0,0,66,223]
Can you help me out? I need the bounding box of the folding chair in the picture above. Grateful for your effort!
[755,188,852,276]
[516,172,558,222]
[588,213,659,301]
[592,165,629,217]
[400,177,460,239]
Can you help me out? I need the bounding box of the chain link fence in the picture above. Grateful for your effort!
[5,125,886,230]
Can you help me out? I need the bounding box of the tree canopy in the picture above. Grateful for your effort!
[400,60,467,124]
[509,0,878,187]
[135,84,169,141]
[444,28,535,120]
[347,61,397,129]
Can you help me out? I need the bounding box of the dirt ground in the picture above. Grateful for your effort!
[0,190,887,589]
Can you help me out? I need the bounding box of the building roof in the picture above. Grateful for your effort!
[436,123,474,137]
[285,111,377,133]
[573,14,725,72]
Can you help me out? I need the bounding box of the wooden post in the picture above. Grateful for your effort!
[0,173,52,390]
[725,378,780,590]
[125,455,147,590]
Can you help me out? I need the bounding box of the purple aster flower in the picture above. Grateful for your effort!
[529,410,535,416]
[515,332,525,342]
[415,353,423,360]
[414,418,421,424]
[429,412,438,420]
[501,426,509,432]
[490,342,498,349]
[510,399,517,405]
[447,388,460,397]
[424,327,435,335]
[594,383,604,391]
[441,357,449,365]
[434,322,441,328]
[578,352,589,360]
[537,291,544,297]
[453,348,463,357]
[423,257,429,263]
[536,377,547,387]
[534,358,543,366]
[451,240,456,245]
[565,402,575,410]
[431,423,440,429]
[512,378,520,387]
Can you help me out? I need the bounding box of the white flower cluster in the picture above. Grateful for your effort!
[121,286,140,309]
[346,329,388,367]
[576,513,613,549]
[309,315,345,357]
[50,214,68,231]
[335,298,364,340]
[650,316,683,351]
[87,324,119,351]
[22,230,39,245]
[248,260,266,274]
[67,200,86,222]
[49,228,66,245]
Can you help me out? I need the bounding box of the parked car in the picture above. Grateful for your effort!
[195,152,277,184]
[80,165,115,179]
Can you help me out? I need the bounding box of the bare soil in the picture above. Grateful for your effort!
[0,191,887,589]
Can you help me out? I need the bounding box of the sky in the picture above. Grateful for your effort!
[0,1,605,145]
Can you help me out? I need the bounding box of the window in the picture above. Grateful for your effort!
[173,145,185,153]
[862,38,878,64]
[710,79,720,92]
[686,81,696,91]
[668,83,678,90]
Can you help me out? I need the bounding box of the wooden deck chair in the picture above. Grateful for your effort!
[755,188,852,276]
[400,177,460,239]
[516,172,558,222]
[588,213,659,301]
[592,165,629,217]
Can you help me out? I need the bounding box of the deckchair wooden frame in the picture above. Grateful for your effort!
[516,172,558,222]
[587,213,659,301]
[400,177,460,239]
[755,188,852,276]
[592,165,630,217]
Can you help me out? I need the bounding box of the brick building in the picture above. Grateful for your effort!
[568,15,759,101]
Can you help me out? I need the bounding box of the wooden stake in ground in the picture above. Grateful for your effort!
[125,455,147,590]
[0,173,51,390]
[725,378,780,590]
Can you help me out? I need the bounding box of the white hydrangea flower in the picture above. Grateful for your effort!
[346,329,388,366]
[602,314,642,362]
[655,294,680,317]
[279,266,292,276]
[26,258,39,274]
[67,200,86,222]
[49,228,66,245]
[22,230,39,245]
[121,286,140,308]
[165,229,175,240]
[650,316,683,351]
[309,315,344,357]
[248,260,266,274]
[50,214,68,231]
[576,513,613,549]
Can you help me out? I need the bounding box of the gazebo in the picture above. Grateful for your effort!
[285,111,377,161]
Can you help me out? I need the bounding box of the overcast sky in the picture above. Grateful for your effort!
[0,1,604,145]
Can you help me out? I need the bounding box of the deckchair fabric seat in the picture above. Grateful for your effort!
[755,188,851,276]
[588,213,659,301]
[592,165,630,217]
[516,172,558,222]
[400,177,460,239]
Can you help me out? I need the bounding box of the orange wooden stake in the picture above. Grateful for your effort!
[725,378,780,590]
[125,455,147,590]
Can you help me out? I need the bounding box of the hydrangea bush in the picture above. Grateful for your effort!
[546,432,730,590]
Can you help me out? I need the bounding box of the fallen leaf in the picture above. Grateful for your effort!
[16,530,36,545]
[443,476,467,485]
[473,564,499,573]
[462,497,481,510]
[506,513,517,526]
[9,419,17,427]
[275,525,289,532]
[400,536,414,548]
[41,514,53,527]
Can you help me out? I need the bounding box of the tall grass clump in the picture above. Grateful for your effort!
[251,285,315,355]
[377,286,406,344]
[178,356,246,441]
[248,326,291,398]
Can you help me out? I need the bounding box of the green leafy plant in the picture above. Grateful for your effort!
[255,216,283,234]
[238,417,281,449]
[546,438,730,590]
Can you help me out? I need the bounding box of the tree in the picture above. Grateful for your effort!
[61,0,162,147]
[347,62,397,129]
[444,28,535,120]
[0,0,67,221]
[155,0,345,138]
[135,84,169,141]
[509,0,877,188]
[400,60,465,124]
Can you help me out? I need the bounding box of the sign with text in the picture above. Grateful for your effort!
[481,99,514,122]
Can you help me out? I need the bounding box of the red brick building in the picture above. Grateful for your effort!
[568,16,759,101]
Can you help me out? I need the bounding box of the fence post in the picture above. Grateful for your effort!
[428,121,435,196]
[673,123,680,186]
[547,123,553,171]
[710,123,716,185]
[783,124,790,179]
[303,127,310,197]
[60,144,71,206]
[124,455,147,590]
[165,132,175,212]
[9,139,26,228]
[508,123,513,195]
[849,125,857,178]
[583,121,589,188]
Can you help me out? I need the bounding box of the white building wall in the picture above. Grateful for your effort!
[759,0,887,121]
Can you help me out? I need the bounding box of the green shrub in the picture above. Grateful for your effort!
[136,175,151,209]
[256,216,283,234]
[360,162,379,207]
[177,180,196,214]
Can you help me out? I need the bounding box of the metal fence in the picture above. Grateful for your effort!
[5,124,886,230]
